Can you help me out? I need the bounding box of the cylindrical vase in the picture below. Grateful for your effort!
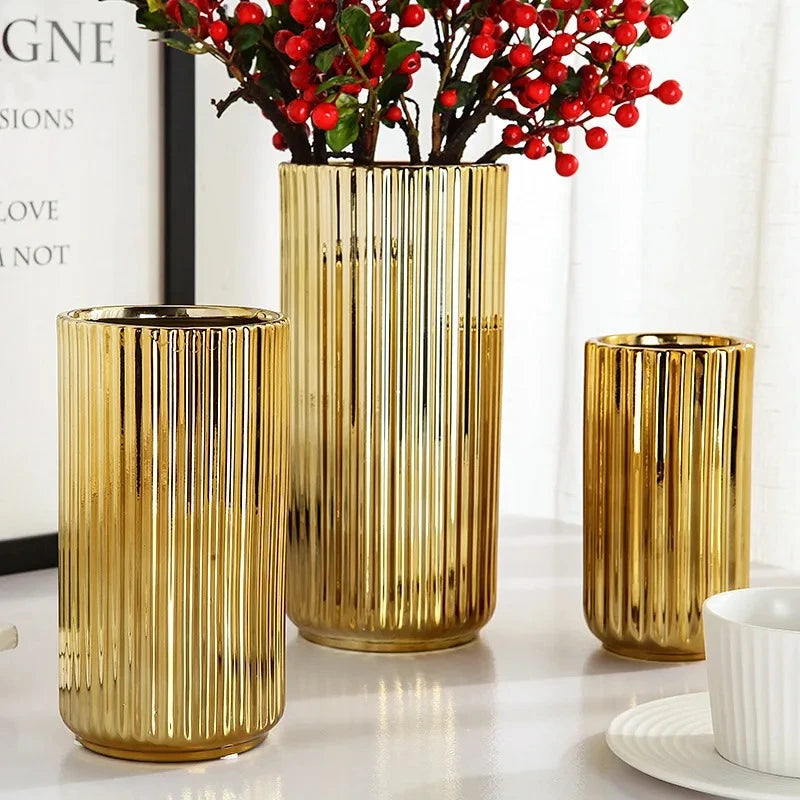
[583,334,755,661]
[281,164,507,652]
[57,306,289,761]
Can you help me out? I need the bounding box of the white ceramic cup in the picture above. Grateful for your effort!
[703,587,800,777]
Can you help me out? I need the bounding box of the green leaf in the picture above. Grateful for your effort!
[385,0,405,16]
[649,0,689,20]
[178,0,199,28]
[315,46,342,74]
[233,23,262,50]
[326,109,360,152]
[383,40,421,75]
[339,6,371,50]
[557,67,582,96]
[636,30,652,45]
[136,8,171,30]
[316,75,358,94]
[162,36,203,54]
[334,93,360,111]
[147,0,164,11]
[378,72,409,105]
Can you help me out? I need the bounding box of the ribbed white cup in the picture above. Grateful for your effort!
[703,588,800,777]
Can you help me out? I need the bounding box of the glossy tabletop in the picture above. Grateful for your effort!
[1,517,796,800]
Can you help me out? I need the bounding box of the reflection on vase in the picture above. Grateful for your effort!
[281,165,508,652]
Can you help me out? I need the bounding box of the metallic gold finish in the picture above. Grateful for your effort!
[57,306,289,761]
[280,164,507,652]
[583,334,755,661]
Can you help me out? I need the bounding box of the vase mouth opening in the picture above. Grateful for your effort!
[591,333,750,350]
[61,305,284,328]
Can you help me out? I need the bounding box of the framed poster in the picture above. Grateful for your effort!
[0,1,195,574]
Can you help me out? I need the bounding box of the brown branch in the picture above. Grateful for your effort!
[476,142,516,163]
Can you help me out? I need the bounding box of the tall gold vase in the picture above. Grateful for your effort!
[57,306,289,761]
[281,164,507,652]
[583,334,755,661]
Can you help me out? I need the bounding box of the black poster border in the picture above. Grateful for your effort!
[0,49,195,577]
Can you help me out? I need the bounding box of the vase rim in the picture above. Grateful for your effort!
[279,161,508,171]
[60,305,285,329]
[588,333,754,350]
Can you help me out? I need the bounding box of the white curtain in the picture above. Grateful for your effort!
[196,0,800,567]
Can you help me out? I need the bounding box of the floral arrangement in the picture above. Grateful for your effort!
[124,0,688,172]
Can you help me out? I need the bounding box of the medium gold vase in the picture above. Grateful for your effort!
[583,334,755,661]
[57,306,289,761]
[280,164,507,652]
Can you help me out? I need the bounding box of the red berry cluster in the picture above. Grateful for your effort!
[128,0,688,171]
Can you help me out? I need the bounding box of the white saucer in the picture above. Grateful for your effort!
[606,693,800,800]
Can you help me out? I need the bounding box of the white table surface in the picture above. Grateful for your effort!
[0,517,796,800]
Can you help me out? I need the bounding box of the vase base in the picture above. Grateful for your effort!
[602,642,705,663]
[75,733,268,763]
[298,629,479,653]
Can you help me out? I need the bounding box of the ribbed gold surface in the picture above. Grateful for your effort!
[280,164,507,651]
[583,334,755,661]
[57,306,289,761]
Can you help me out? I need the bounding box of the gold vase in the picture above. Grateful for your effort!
[583,334,755,661]
[280,164,507,652]
[57,306,289,761]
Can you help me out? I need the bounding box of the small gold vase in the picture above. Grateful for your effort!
[281,164,507,652]
[57,306,289,761]
[583,334,755,661]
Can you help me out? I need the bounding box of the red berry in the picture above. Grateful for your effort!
[514,4,537,27]
[274,30,292,53]
[560,97,584,121]
[539,9,559,29]
[543,61,568,85]
[480,18,495,36]
[577,10,600,33]
[624,0,650,22]
[615,102,639,127]
[524,137,547,159]
[614,23,638,45]
[496,98,517,111]
[399,52,421,74]
[290,61,315,89]
[500,0,519,23]
[591,0,613,6]
[384,105,403,122]
[287,98,311,124]
[590,42,613,62]
[400,3,425,27]
[502,124,525,146]
[653,79,682,104]
[236,2,265,25]
[289,0,317,24]
[509,44,533,69]
[585,127,608,149]
[470,34,495,59]
[302,86,318,102]
[439,89,458,108]
[524,79,551,106]
[285,35,311,61]
[555,152,579,177]
[646,14,672,38]
[311,102,339,130]
[587,94,613,116]
[371,11,390,33]
[627,64,652,90]
[272,131,287,151]
[551,33,575,57]
[608,61,629,84]
[550,126,570,144]
[209,20,228,43]
[551,0,580,8]
[369,48,387,76]
[493,66,512,84]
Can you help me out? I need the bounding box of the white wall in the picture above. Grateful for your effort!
[0,2,162,540]
[196,0,800,567]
